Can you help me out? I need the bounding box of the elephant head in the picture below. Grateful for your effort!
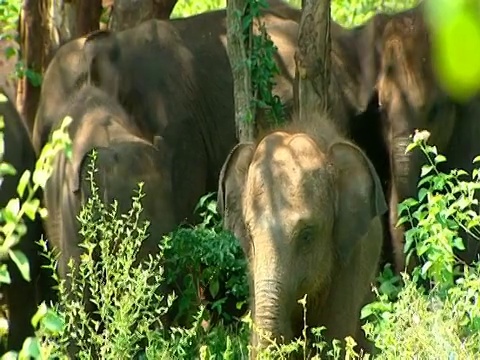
[44,75,177,287]
[68,115,177,261]
[218,129,387,354]
[374,5,458,271]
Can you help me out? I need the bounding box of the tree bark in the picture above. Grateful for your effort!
[295,0,332,121]
[109,0,178,31]
[226,0,255,143]
[72,0,103,37]
[16,0,49,135]
[152,0,178,19]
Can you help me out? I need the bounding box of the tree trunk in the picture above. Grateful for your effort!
[152,0,178,19]
[226,0,255,143]
[16,0,48,135]
[71,0,103,37]
[109,0,178,31]
[295,0,332,120]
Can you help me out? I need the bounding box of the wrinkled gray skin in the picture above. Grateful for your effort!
[217,114,387,357]
[0,91,51,353]
[369,4,480,273]
[44,83,175,356]
[45,82,175,282]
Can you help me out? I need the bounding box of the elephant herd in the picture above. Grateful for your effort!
[1,0,480,357]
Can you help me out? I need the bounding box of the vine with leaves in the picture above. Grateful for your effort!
[241,0,286,126]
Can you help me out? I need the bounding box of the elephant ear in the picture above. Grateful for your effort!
[83,30,121,99]
[68,119,113,193]
[217,142,255,253]
[329,141,387,265]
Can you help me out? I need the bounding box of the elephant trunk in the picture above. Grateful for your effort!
[389,134,424,272]
[251,274,292,356]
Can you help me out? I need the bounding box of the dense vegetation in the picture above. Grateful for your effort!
[1,0,480,359]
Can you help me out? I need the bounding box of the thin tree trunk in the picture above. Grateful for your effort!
[226,0,255,143]
[16,0,48,135]
[73,0,102,36]
[295,0,332,120]
[152,0,178,19]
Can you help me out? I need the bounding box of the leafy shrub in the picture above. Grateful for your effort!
[163,194,249,326]
[362,131,480,359]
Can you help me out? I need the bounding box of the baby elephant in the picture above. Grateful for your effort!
[217,116,387,357]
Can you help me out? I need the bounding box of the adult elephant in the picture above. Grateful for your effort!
[0,91,50,352]
[371,3,480,273]
[43,79,176,356]
[44,83,176,287]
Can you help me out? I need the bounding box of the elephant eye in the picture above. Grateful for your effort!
[296,226,314,244]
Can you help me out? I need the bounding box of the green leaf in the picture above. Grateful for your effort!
[31,302,48,329]
[421,165,434,177]
[1,351,18,360]
[421,260,432,276]
[23,199,40,221]
[209,278,220,299]
[396,215,410,227]
[4,46,16,59]
[418,187,429,202]
[19,336,41,358]
[32,169,50,188]
[5,198,20,218]
[452,237,466,251]
[0,264,11,284]
[16,170,31,198]
[8,249,31,282]
[431,4,480,101]
[399,198,419,208]
[0,162,16,177]
[41,309,64,333]
[434,154,447,164]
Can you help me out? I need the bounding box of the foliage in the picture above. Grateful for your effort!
[37,154,175,359]
[0,109,72,358]
[0,104,71,286]
[331,0,419,27]
[163,193,249,325]
[241,0,286,126]
[395,130,480,290]
[425,0,480,101]
[171,0,226,18]
[0,0,42,87]
[20,156,251,359]
[362,130,480,359]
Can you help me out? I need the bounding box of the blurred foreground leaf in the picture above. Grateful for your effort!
[426,0,480,100]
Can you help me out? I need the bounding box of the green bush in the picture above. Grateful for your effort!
[362,131,480,359]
